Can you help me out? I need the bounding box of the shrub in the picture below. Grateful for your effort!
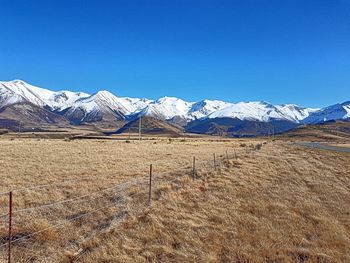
[255,143,262,150]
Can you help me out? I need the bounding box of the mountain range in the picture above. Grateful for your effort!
[0,79,349,136]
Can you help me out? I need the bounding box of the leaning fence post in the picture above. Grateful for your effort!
[226,150,229,164]
[213,153,216,170]
[148,164,152,204]
[192,156,196,180]
[8,191,12,263]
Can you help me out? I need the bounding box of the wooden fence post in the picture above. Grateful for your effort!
[213,153,216,170]
[8,191,12,263]
[225,150,229,164]
[234,149,237,159]
[148,164,152,204]
[192,156,196,180]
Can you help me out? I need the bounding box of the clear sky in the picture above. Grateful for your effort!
[0,0,349,107]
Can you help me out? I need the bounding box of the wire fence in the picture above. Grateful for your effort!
[0,142,264,263]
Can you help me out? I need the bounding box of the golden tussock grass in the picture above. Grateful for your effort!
[0,137,349,262]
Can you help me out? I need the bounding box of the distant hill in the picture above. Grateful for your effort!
[186,117,298,137]
[116,116,184,136]
[279,120,350,142]
[0,102,69,131]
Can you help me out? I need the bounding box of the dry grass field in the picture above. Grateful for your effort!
[0,136,349,262]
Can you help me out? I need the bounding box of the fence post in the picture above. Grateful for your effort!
[225,150,229,164]
[192,156,196,180]
[213,153,216,171]
[234,149,237,159]
[148,164,152,204]
[8,191,12,263]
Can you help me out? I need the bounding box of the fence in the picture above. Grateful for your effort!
[0,142,264,263]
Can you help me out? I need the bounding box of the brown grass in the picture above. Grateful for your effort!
[279,121,350,143]
[0,137,349,262]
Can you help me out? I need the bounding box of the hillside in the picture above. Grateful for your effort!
[186,117,298,137]
[280,120,350,142]
[116,116,184,136]
[0,102,69,130]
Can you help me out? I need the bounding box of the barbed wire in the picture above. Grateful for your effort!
[0,146,250,262]
[0,201,120,249]
[0,174,113,197]
[0,176,149,219]
[54,152,242,262]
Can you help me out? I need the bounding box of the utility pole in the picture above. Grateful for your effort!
[138,116,142,141]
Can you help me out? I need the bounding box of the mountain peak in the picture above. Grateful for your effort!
[95,90,115,97]
[6,79,28,85]
[0,79,348,128]
[156,96,187,103]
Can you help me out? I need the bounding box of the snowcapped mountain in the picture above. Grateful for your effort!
[0,79,348,132]
[64,90,152,124]
[275,104,318,123]
[302,101,350,124]
[207,102,317,123]
[138,97,192,120]
[188,99,233,119]
[0,80,89,110]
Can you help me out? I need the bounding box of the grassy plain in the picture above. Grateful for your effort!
[0,135,349,262]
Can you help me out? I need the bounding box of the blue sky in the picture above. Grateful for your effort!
[0,0,349,107]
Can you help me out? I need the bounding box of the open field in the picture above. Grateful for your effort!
[0,136,349,262]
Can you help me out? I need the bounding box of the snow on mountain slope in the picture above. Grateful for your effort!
[0,80,89,110]
[0,80,54,107]
[0,79,348,126]
[139,97,193,119]
[275,104,318,123]
[302,101,350,124]
[65,90,153,123]
[188,99,233,119]
[116,97,153,115]
[0,84,25,108]
[207,101,282,121]
[206,101,318,123]
[51,90,90,111]
[65,91,122,123]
